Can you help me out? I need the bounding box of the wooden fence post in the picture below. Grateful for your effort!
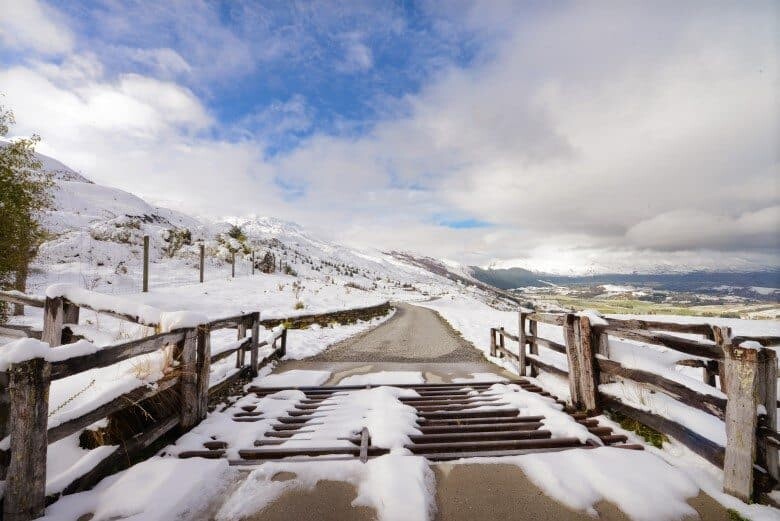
[42,296,65,347]
[713,326,732,393]
[195,325,211,421]
[722,342,771,501]
[236,320,247,369]
[199,244,205,283]
[177,329,199,429]
[498,327,506,358]
[528,319,539,377]
[577,316,599,414]
[250,313,260,376]
[279,328,287,358]
[3,358,51,521]
[142,235,149,293]
[231,252,235,278]
[757,348,778,483]
[251,251,255,275]
[563,313,583,409]
[489,328,497,357]
[518,312,527,376]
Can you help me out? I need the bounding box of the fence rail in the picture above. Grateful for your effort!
[490,311,780,504]
[0,290,289,521]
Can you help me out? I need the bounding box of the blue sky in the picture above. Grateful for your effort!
[1,1,778,272]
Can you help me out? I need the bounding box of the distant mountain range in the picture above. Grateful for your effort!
[469,266,780,292]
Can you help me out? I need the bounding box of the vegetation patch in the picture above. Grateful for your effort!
[606,410,668,449]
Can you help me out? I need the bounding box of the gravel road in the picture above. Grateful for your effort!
[307,303,485,362]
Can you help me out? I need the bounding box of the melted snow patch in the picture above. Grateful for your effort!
[462,448,699,521]
[216,455,436,521]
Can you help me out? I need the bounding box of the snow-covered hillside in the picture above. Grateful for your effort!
[22,151,510,313]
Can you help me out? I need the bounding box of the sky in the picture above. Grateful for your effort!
[0,0,778,274]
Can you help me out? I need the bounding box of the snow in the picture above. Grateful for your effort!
[0,338,99,370]
[41,457,234,521]
[216,455,436,521]
[462,448,700,521]
[252,369,331,387]
[339,371,424,386]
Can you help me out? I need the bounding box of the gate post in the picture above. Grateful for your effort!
[3,358,51,521]
[518,312,527,376]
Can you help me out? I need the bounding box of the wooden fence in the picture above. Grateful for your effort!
[490,311,780,504]
[0,292,286,521]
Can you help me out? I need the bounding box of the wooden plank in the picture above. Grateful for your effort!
[527,312,565,326]
[525,354,569,377]
[732,336,780,348]
[3,358,51,521]
[279,328,287,358]
[563,313,582,408]
[61,416,179,496]
[601,395,725,468]
[250,314,260,376]
[602,327,722,360]
[518,312,527,377]
[236,321,247,368]
[498,328,519,342]
[596,358,726,419]
[0,290,45,308]
[207,315,246,331]
[48,377,179,444]
[577,316,599,413]
[196,325,212,421]
[359,427,369,462]
[528,320,539,377]
[178,329,199,429]
[42,296,65,347]
[210,338,251,364]
[604,317,715,338]
[527,335,566,354]
[142,235,149,292]
[50,330,187,380]
[498,327,507,359]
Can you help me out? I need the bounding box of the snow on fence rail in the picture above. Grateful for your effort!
[0,288,288,521]
[490,311,780,504]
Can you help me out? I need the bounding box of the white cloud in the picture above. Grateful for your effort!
[0,0,73,55]
[1,1,777,272]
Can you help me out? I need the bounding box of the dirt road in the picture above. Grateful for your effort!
[308,302,485,362]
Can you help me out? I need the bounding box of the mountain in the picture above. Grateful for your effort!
[25,151,519,307]
[470,266,780,293]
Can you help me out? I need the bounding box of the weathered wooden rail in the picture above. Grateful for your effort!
[490,311,780,503]
[0,290,287,521]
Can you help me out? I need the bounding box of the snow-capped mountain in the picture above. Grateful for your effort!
[26,151,511,304]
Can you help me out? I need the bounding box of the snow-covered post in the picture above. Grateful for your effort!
[199,244,205,283]
[41,296,65,347]
[713,325,733,393]
[3,357,51,521]
[489,328,497,357]
[518,312,527,376]
[142,235,149,293]
[722,341,776,501]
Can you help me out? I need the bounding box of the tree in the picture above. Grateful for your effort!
[0,101,53,318]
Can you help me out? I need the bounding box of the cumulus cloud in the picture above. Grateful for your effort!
[1,1,778,272]
[0,0,73,55]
